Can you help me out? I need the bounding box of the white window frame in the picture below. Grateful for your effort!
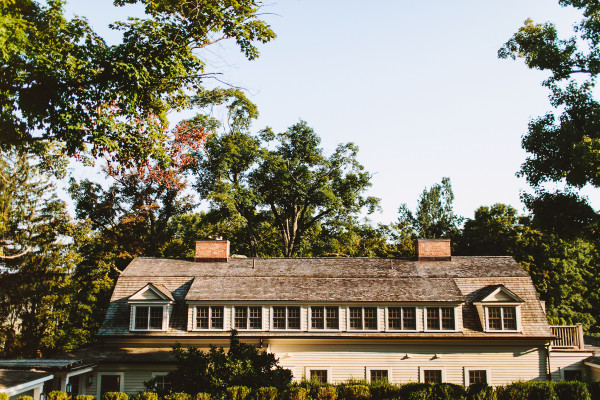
[385,306,418,332]
[151,372,171,392]
[346,306,380,331]
[232,305,264,330]
[365,367,392,383]
[419,367,445,384]
[305,367,333,383]
[130,304,168,331]
[484,305,521,332]
[96,372,124,399]
[463,367,491,386]
[193,305,226,331]
[270,306,302,331]
[423,306,458,332]
[308,305,341,331]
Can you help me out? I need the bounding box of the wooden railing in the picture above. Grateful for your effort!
[550,323,584,349]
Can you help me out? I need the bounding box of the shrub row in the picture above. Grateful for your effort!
[2,380,597,400]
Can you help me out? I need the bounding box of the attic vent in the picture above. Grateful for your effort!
[195,240,230,262]
[416,239,451,261]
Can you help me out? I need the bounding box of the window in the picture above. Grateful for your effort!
[311,306,339,329]
[426,307,455,330]
[67,376,80,395]
[423,370,442,384]
[563,369,583,381]
[234,306,262,330]
[468,370,487,385]
[134,306,164,330]
[272,306,301,330]
[151,373,171,391]
[195,306,224,330]
[388,307,416,330]
[487,306,517,330]
[349,307,378,330]
[310,370,328,384]
[369,370,388,382]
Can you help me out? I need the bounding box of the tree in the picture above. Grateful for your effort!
[145,330,292,396]
[0,0,274,174]
[193,121,379,257]
[397,177,462,240]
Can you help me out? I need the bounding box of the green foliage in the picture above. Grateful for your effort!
[193,394,211,400]
[467,384,496,400]
[254,387,278,400]
[75,396,95,400]
[103,393,129,400]
[430,384,467,400]
[497,382,557,400]
[287,387,308,400]
[316,386,337,400]
[225,387,251,400]
[337,385,370,400]
[47,392,68,400]
[553,381,590,400]
[15,396,33,400]
[0,393,8,400]
[367,380,400,400]
[164,393,191,400]
[132,393,158,400]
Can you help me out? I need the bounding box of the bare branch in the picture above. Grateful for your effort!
[0,246,32,260]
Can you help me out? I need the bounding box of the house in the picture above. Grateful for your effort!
[1,238,598,398]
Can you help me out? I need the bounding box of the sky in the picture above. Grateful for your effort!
[63,0,599,224]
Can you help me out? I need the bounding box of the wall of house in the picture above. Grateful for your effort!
[83,365,176,397]
[548,350,594,381]
[588,365,600,381]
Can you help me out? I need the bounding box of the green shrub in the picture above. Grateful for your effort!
[133,393,158,400]
[288,387,308,400]
[368,381,400,400]
[498,382,557,400]
[47,391,68,400]
[338,385,370,400]
[226,386,251,400]
[467,384,496,400]
[15,396,33,400]
[164,393,191,400]
[316,386,337,400]
[430,383,466,400]
[103,393,129,400]
[588,381,600,400]
[0,393,9,400]
[554,381,590,400]
[255,387,278,400]
[193,394,211,400]
[75,395,95,400]
[397,383,432,400]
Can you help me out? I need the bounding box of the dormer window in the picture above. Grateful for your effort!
[128,283,174,332]
[487,306,517,330]
[472,285,523,333]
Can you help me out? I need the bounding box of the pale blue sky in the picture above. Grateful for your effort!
[63,0,598,224]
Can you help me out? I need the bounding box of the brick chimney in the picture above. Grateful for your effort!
[195,240,230,262]
[416,238,451,261]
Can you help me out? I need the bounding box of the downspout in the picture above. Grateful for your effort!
[546,343,552,381]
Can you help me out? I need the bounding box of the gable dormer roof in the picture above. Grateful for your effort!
[129,282,174,302]
[471,284,524,303]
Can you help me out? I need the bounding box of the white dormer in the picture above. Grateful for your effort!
[472,285,524,333]
[128,283,174,332]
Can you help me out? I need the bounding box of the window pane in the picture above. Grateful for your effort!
[273,306,286,329]
[469,370,487,385]
[310,370,328,384]
[196,306,209,329]
[364,307,377,330]
[235,307,248,329]
[424,370,442,384]
[349,307,363,330]
[135,306,149,329]
[149,307,163,329]
[488,307,502,330]
[388,307,402,330]
[288,307,300,329]
[249,306,262,329]
[563,370,583,381]
[326,307,339,329]
[370,370,388,382]
[403,307,416,330]
[211,306,224,329]
[427,308,439,330]
[502,307,516,330]
[441,307,454,330]
[312,307,324,329]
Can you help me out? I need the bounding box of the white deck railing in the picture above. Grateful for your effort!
[550,323,584,349]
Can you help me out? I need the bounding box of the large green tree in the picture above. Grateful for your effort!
[0,0,274,174]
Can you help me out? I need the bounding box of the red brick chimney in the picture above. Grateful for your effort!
[416,239,451,261]
[195,240,230,262]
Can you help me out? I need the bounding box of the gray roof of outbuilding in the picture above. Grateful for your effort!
[0,369,52,390]
[0,359,93,371]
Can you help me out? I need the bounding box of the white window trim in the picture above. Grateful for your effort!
[151,372,171,391]
[345,306,380,331]
[385,306,419,332]
[96,372,124,399]
[560,367,585,380]
[365,367,393,383]
[130,304,169,331]
[232,305,264,330]
[419,367,446,383]
[269,306,302,331]
[307,305,341,332]
[463,367,491,386]
[423,306,459,332]
[192,305,226,331]
[483,304,521,333]
[305,367,333,383]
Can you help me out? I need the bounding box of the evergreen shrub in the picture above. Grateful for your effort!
[225,386,250,400]
[466,384,496,400]
[255,387,277,400]
[103,393,129,400]
[316,386,337,400]
[430,383,466,400]
[337,385,370,400]
[287,387,308,400]
[368,381,400,400]
[554,381,590,400]
[398,383,432,400]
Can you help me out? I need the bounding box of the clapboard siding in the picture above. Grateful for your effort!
[548,352,591,380]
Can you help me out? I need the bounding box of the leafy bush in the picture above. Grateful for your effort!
[398,383,432,400]
[15,396,33,400]
[316,386,337,400]
[103,393,129,400]
[47,391,68,400]
[132,393,158,400]
[431,384,466,400]
[337,385,370,400]
[193,394,211,400]
[75,395,95,400]
[226,386,251,400]
[467,384,496,400]
[164,393,191,400]
[0,394,8,400]
[497,382,557,400]
[255,387,277,400]
[588,381,600,400]
[288,387,308,400]
[368,381,400,400]
[554,381,590,400]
